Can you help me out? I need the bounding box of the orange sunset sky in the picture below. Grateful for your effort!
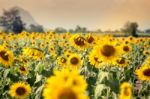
[0,0,150,30]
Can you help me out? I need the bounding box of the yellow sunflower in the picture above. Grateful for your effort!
[70,34,88,50]
[19,66,29,75]
[120,44,132,54]
[57,56,67,67]
[43,69,88,99]
[114,58,129,68]
[22,48,44,60]
[119,82,132,99]
[143,50,150,56]
[88,51,102,68]
[86,34,95,44]
[135,64,150,81]
[0,46,14,67]
[127,36,135,43]
[68,54,82,69]
[9,82,31,99]
[92,41,122,64]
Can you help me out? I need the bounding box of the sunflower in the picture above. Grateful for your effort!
[70,34,88,50]
[64,49,73,58]
[119,82,132,99]
[0,46,14,67]
[93,41,122,64]
[120,44,132,54]
[114,58,129,67]
[19,66,29,75]
[68,54,82,69]
[143,50,150,56]
[9,82,31,99]
[127,36,135,43]
[22,48,44,60]
[57,56,67,67]
[43,69,88,99]
[86,34,95,44]
[88,51,102,68]
[135,64,150,81]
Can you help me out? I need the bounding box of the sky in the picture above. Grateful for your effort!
[0,0,150,30]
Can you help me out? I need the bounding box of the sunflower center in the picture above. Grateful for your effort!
[74,37,85,46]
[61,58,66,63]
[143,69,150,76]
[123,46,130,52]
[144,51,149,55]
[20,66,26,71]
[59,88,77,99]
[0,51,9,61]
[87,36,94,43]
[16,87,26,96]
[94,57,98,61]
[70,57,79,65]
[123,87,130,96]
[101,45,115,57]
[116,59,125,64]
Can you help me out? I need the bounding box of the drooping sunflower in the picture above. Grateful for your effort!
[119,82,132,99]
[93,41,122,64]
[9,82,31,99]
[135,64,150,81]
[43,69,88,99]
[0,45,14,67]
[67,54,82,69]
[22,48,44,60]
[86,34,95,44]
[70,34,88,50]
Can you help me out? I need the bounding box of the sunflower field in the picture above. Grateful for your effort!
[0,31,150,99]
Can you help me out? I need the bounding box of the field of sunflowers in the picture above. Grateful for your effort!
[0,31,150,99]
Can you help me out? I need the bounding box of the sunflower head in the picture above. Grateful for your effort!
[93,41,122,64]
[57,56,67,66]
[119,82,132,99]
[9,82,31,99]
[43,69,88,99]
[68,54,82,69]
[0,46,14,67]
[88,51,102,68]
[70,34,87,49]
[135,64,150,81]
[121,44,132,54]
[143,50,150,56]
[19,66,28,75]
[86,34,95,44]
[115,58,129,67]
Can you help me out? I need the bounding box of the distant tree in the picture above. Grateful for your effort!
[74,25,88,33]
[122,21,138,37]
[28,24,44,32]
[95,29,103,33]
[12,16,24,33]
[0,8,25,33]
[145,29,150,33]
[69,29,74,33]
[54,27,67,33]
